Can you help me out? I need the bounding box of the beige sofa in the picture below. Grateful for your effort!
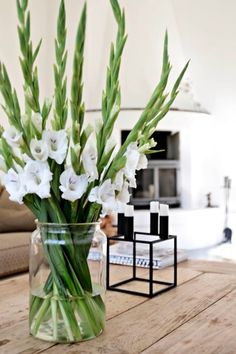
[0,186,117,278]
[0,186,35,278]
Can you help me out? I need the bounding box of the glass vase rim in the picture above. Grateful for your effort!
[36,220,100,227]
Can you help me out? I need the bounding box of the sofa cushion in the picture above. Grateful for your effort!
[0,187,36,233]
[0,232,30,278]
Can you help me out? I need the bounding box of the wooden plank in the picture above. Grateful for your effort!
[106,266,201,319]
[0,267,200,354]
[143,287,236,354]
[0,274,28,330]
[0,267,200,330]
[31,272,236,354]
[179,259,236,275]
[0,266,201,354]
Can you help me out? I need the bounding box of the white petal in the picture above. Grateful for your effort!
[101,199,118,216]
[117,181,130,204]
[22,154,31,163]
[43,130,68,164]
[4,168,26,204]
[82,136,98,182]
[114,170,124,191]
[88,186,99,202]
[30,139,49,161]
[24,160,52,199]
[137,153,148,170]
[128,176,137,188]
[2,126,22,147]
[59,167,88,202]
[90,179,117,216]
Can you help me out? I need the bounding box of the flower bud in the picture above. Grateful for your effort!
[31,113,43,133]
[94,116,103,133]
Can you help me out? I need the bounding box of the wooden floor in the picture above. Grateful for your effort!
[1,260,236,354]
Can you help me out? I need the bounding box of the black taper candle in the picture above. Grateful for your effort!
[159,204,169,239]
[150,201,159,235]
[159,216,169,239]
[118,213,125,235]
[150,213,159,235]
[124,205,134,241]
[124,217,134,241]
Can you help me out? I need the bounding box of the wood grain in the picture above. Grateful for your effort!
[0,274,28,330]
[143,288,236,354]
[35,273,236,354]
[179,260,236,275]
[0,267,200,354]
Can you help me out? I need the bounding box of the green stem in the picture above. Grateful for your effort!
[51,283,58,341]
[58,299,82,341]
[31,298,50,336]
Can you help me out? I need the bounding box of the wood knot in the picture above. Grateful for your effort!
[0,339,10,347]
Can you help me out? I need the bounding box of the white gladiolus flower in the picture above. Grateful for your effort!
[114,169,124,192]
[117,181,130,204]
[21,114,29,127]
[24,160,52,199]
[2,126,23,147]
[137,153,148,170]
[82,137,98,182]
[30,139,49,161]
[88,179,117,215]
[124,142,148,188]
[32,113,43,133]
[4,168,26,204]
[59,167,88,202]
[43,130,68,164]
[128,177,137,188]
[22,154,31,163]
[124,142,140,186]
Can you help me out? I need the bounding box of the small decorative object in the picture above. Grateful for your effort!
[108,202,177,297]
[0,0,188,344]
[124,204,134,240]
[117,204,125,236]
[159,204,169,239]
[150,201,160,235]
[107,231,177,298]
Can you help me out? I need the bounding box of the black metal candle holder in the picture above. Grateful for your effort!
[106,232,177,298]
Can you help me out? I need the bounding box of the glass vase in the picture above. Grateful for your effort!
[29,222,106,343]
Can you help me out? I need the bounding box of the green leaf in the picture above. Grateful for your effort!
[33,39,42,63]
[70,2,86,130]
[110,0,122,23]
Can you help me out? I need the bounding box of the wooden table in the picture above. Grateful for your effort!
[1,260,236,354]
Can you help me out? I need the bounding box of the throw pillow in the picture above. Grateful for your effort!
[0,187,36,233]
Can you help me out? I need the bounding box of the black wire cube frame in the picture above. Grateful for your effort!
[106,232,177,298]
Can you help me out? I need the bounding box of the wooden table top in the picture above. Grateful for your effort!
[1,260,236,354]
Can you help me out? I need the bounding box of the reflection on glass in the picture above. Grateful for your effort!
[159,169,176,197]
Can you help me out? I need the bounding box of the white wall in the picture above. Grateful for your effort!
[0,0,188,128]
[0,0,55,127]
[0,0,228,212]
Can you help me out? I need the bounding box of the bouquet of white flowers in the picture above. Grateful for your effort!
[0,0,188,343]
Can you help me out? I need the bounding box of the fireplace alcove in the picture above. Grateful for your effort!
[121,130,181,208]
